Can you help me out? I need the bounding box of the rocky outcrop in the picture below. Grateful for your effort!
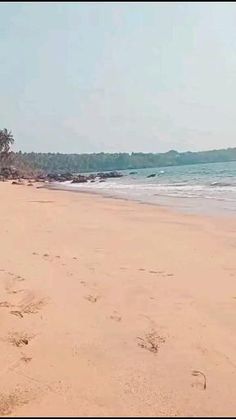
[97,171,123,179]
[1,167,124,185]
[71,175,88,183]
[45,170,123,183]
[147,173,156,178]
[12,180,24,185]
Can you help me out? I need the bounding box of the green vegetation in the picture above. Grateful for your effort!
[0,130,38,176]
[15,147,236,173]
[0,128,14,166]
[1,128,236,174]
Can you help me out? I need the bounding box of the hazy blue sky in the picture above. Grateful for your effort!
[1,2,236,153]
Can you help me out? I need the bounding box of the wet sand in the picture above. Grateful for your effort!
[0,181,236,416]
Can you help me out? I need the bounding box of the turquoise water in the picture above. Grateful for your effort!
[56,161,236,215]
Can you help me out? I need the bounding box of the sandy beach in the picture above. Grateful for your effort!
[0,181,236,417]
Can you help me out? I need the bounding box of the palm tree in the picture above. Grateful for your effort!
[0,128,14,153]
[0,128,15,167]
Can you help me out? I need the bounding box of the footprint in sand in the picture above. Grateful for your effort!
[85,295,99,303]
[0,387,37,416]
[139,269,163,274]
[5,274,25,286]
[20,298,47,315]
[10,310,24,319]
[7,332,34,347]
[0,301,13,308]
[137,330,165,354]
[191,370,207,390]
[148,270,174,277]
[33,252,79,264]
[7,289,25,295]
[15,276,25,282]
[80,280,87,286]
[110,311,122,322]
[20,355,32,363]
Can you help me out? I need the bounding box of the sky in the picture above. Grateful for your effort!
[1,1,236,153]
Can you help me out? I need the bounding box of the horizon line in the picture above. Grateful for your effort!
[13,146,236,155]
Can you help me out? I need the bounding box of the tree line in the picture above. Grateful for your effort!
[1,128,236,174]
[16,148,236,173]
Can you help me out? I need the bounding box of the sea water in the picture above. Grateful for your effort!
[54,161,236,215]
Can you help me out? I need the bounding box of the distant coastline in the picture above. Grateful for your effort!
[14,147,236,174]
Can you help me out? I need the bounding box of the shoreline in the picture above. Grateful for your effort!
[43,181,236,220]
[0,181,236,416]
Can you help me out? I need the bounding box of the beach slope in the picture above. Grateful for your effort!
[0,182,236,416]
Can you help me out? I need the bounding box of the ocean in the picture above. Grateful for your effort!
[51,161,236,216]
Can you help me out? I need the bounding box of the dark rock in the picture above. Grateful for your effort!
[147,173,156,178]
[46,172,76,182]
[97,171,123,179]
[88,174,96,180]
[129,171,137,175]
[35,178,46,183]
[71,175,88,183]
[33,171,123,184]
[46,173,61,182]
[60,172,73,181]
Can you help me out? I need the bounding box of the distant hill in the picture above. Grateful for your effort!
[15,147,236,174]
